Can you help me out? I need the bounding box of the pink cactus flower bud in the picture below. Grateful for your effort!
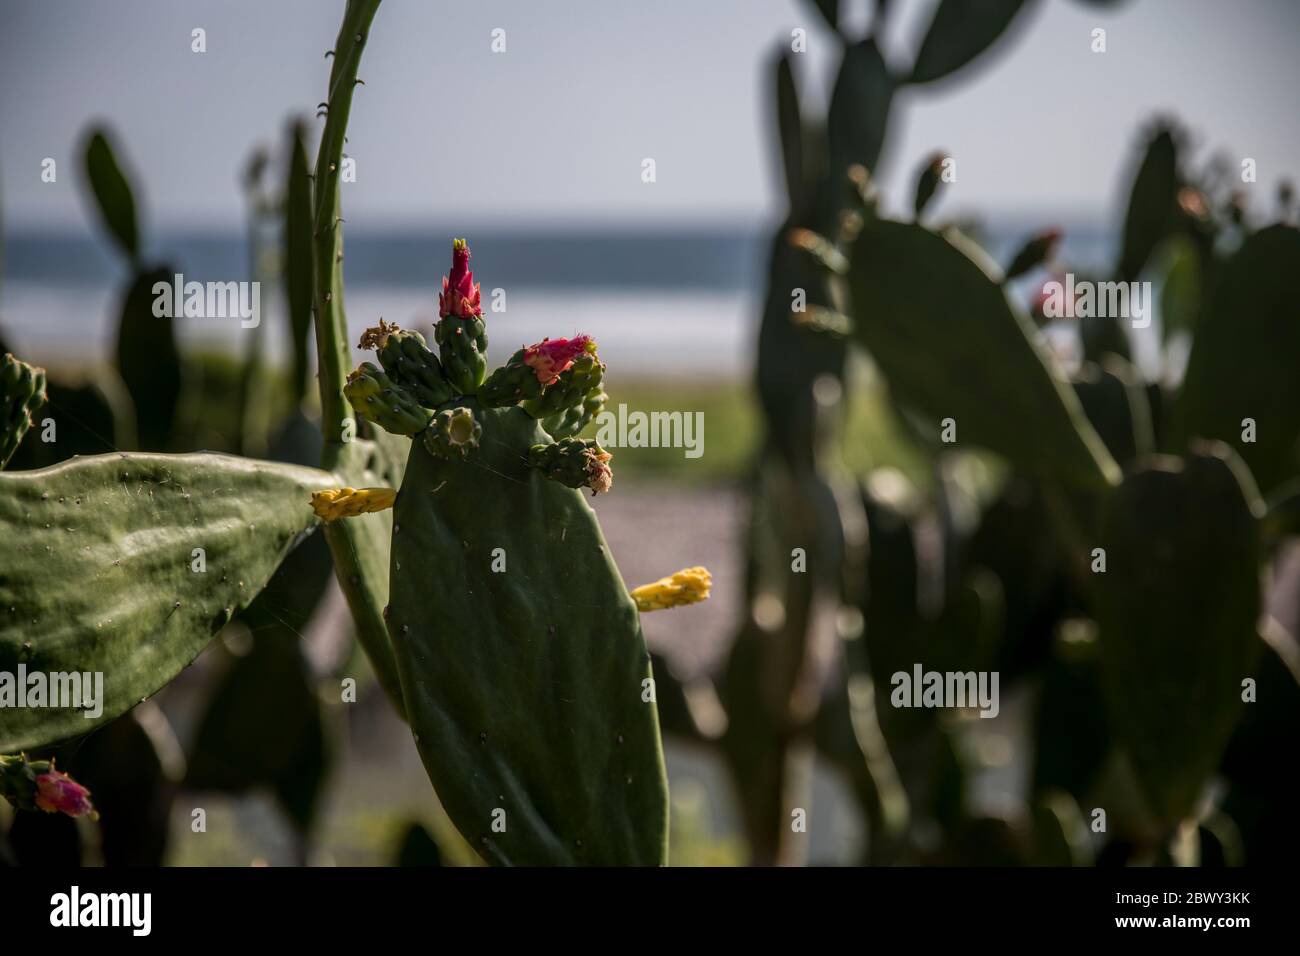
[522,335,597,386]
[438,238,483,318]
[34,769,97,819]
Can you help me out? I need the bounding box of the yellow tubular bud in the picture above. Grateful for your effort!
[310,486,397,522]
[630,566,712,612]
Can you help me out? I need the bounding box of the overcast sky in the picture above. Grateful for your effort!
[2,0,1297,232]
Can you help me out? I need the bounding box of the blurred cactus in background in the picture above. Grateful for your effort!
[643,0,1300,868]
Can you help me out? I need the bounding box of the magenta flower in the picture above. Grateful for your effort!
[34,769,97,819]
[522,335,597,386]
[438,238,483,318]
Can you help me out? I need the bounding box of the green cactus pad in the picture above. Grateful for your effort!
[1,354,47,470]
[1173,224,1300,495]
[827,38,893,186]
[434,314,488,396]
[344,362,431,437]
[185,631,333,836]
[386,403,668,865]
[422,406,481,461]
[0,452,337,752]
[773,52,805,217]
[83,128,141,263]
[908,0,1030,86]
[1096,443,1263,823]
[1116,125,1180,283]
[117,266,183,451]
[1072,357,1155,468]
[847,218,1120,490]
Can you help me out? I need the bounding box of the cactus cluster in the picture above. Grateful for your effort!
[4,0,1292,870]
[632,0,1300,869]
[344,241,613,494]
[306,238,710,864]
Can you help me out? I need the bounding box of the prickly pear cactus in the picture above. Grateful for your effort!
[390,401,664,865]
[315,240,707,865]
[1095,442,1264,824]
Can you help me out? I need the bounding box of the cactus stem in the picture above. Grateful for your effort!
[312,0,381,454]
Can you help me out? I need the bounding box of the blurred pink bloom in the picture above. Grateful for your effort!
[522,335,596,385]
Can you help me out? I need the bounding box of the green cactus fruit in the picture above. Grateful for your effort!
[1096,442,1263,824]
[421,406,481,461]
[344,363,431,437]
[386,402,667,865]
[542,387,607,441]
[362,321,455,408]
[479,348,547,407]
[847,218,1120,490]
[521,347,604,420]
[434,314,487,396]
[528,437,614,495]
[3,371,137,471]
[1,353,47,469]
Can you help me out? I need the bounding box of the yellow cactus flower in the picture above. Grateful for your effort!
[631,566,712,612]
[311,486,397,522]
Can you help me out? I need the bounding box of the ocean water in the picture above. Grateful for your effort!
[0,224,1120,379]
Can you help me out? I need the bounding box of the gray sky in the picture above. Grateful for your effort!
[2,0,1297,232]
